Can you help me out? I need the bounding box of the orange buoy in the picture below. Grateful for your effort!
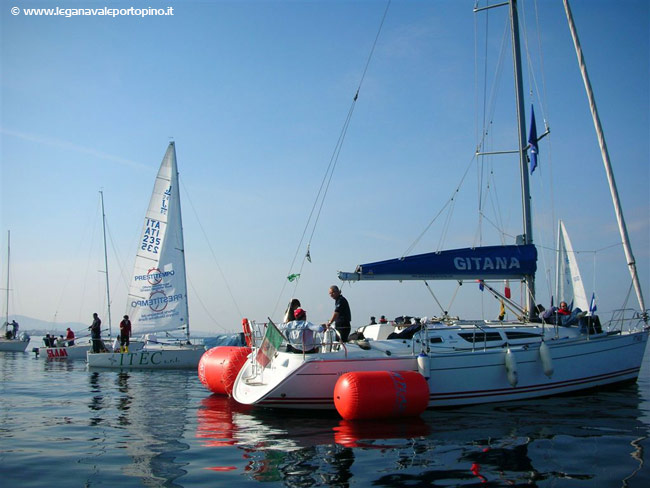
[198,346,251,396]
[334,370,429,420]
[242,318,253,347]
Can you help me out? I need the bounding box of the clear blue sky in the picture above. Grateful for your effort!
[1,0,648,334]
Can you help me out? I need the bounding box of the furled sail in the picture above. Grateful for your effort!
[126,142,189,336]
[556,220,588,311]
[338,244,537,282]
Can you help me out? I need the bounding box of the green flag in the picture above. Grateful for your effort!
[256,318,284,368]
[287,273,300,282]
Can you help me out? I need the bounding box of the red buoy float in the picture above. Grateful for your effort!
[334,370,429,420]
[198,346,251,396]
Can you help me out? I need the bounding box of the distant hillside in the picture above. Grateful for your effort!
[5,315,89,336]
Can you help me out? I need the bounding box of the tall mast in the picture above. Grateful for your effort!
[99,191,112,338]
[563,0,646,320]
[509,0,535,318]
[170,142,191,343]
[5,230,9,333]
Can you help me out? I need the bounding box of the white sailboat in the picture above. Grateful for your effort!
[37,192,140,360]
[556,220,589,312]
[0,231,30,353]
[88,142,205,369]
[232,0,648,411]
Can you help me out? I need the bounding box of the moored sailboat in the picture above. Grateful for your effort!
[0,231,30,353]
[87,142,205,369]
[232,0,648,411]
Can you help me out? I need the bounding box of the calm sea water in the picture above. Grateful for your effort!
[1,340,649,487]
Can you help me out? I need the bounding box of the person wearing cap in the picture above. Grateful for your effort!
[278,306,324,353]
[119,315,132,353]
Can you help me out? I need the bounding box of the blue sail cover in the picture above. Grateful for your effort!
[338,244,537,281]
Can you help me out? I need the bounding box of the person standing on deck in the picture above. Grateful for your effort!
[65,327,75,346]
[119,315,132,353]
[89,313,102,353]
[326,285,351,342]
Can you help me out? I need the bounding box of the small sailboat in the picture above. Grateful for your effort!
[0,231,30,353]
[556,220,589,312]
[87,142,205,369]
[231,0,648,411]
[37,192,143,360]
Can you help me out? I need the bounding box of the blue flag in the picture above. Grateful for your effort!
[589,292,597,314]
[528,105,538,174]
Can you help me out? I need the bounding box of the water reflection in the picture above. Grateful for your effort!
[197,395,431,486]
[197,383,649,487]
[116,372,131,426]
[84,370,191,487]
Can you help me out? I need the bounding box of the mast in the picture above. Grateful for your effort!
[99,191,112,338]
[4,230,9,334]
[563,0,646,319]
[509,0,535,318]
[170,142,191,343]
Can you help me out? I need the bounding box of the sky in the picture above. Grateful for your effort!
[1,0,648,335]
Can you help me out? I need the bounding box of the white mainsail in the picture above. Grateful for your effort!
[126,142,190,338]
[555,220,589,311]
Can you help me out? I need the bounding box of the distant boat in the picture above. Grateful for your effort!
[37,192,145,360]
[232,0,648,411]
[0,231,30,353]
[556,220,589,312]
[88,142,205,369]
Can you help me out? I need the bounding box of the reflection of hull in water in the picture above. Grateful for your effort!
[87,344,205,369]
[101,370,192,485]
[197,395,431,451]
[199,380,649,486]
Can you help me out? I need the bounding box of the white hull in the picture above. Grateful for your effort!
[87,344,205,369]
[38,344,91,360]
[0,338,29,352]
[38,340,145,360]
[233,325,649,410]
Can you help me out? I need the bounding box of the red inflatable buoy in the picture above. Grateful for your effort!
[198,346,251,396]
[334,370,429,420]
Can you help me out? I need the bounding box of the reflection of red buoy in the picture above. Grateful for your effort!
[196,394,253,448]
[334,371,429,420]
[334,417,431,447]
[198,346,251,395]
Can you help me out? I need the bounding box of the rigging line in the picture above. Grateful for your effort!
[186,274,230,332]
[403,152,477,257]
[272,1,392,317]
[104,220,130,305]
[306,0,392,249]
[423,281,446,316]
[446,281,462,315]
[179,177,243,318]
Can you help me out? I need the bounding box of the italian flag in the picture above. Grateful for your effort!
[256,319,284,368]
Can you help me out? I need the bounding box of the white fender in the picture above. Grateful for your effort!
[504,347,518,387]
[539,341,554,378]
[417,352,430,380]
